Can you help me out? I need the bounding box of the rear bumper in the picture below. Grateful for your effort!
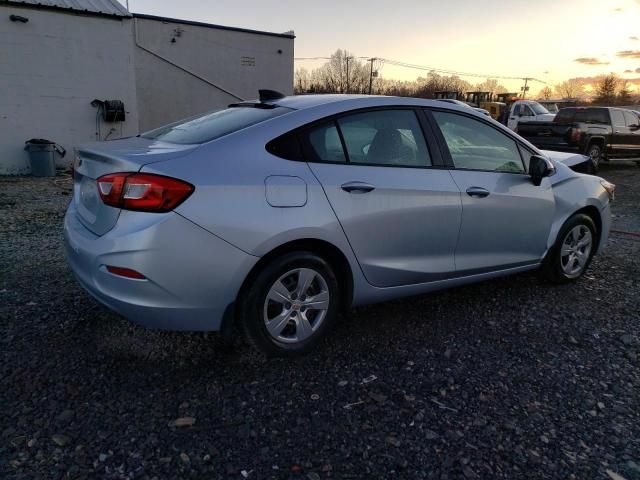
[63,202,258,331]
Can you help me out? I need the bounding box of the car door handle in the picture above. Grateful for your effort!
[466,187,490,198]
[341,182,375,194]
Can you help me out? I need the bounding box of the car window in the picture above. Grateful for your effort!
[142,106,292,144]
[266,133,303,161]
[523,106,535,117]
[623,111,638,127]
[304,121,346,163]
[432,111,525,173]
[611,110,625,127]
[574,108,609,124]
[336,110,431,167]
[518,144,535,171]
[555,109,575,123]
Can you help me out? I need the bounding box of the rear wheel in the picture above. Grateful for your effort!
[239,252,340,357]
[541,214,597,283]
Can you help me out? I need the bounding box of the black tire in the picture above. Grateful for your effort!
[238,251,340,357]
[585,143,602,173]
[540,213,597,284]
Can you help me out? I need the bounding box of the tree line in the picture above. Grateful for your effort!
[295,50,639,106]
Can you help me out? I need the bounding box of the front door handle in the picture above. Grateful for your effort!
[466,186,490,198]
[341,182,375,194]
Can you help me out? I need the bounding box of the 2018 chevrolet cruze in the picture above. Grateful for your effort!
[64,92,614,356]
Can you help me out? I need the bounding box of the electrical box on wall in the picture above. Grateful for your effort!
[103,100,126,122]
[91,99,126,122]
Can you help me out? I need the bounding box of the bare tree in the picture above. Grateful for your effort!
[593,74,619,105]
[301,50,371,94]
[474,78,508,94]
[537,86,553,100]
[554,79,586,99]
[294,68,311,94]
[618,80,632,105]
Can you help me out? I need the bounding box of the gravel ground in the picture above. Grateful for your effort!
[1,164,639,480]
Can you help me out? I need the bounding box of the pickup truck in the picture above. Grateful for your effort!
[517,107,640,171]
[506,100,556,130]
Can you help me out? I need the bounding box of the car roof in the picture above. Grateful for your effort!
[269,94,449,111]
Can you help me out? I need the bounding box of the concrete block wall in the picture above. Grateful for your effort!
[0,5,139,174]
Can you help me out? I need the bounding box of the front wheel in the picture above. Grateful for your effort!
[541,214,597,283]
[586,143,602,173]
[239,252,340,357]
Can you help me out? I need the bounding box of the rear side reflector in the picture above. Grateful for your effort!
[106,266,146,279]
[97,173,194,212]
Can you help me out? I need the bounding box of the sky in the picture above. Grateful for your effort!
[121,0,640,93]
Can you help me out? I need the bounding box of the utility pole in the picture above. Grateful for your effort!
[522,77,530,99]
[369,58,375,95]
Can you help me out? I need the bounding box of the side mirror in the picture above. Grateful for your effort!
[529,155,553,186]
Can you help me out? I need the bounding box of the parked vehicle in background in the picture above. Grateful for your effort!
[517,106,640,171]
[538,101,559,114]
[436,98,491,117]
[507,100,556,130]
[64,93,614,356]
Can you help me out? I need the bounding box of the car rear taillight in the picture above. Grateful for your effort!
[570,127,583,143]
[96,173,194,212]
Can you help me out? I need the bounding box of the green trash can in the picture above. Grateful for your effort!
[24,139,66,177]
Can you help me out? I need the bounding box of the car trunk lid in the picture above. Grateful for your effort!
[72,137,198,236]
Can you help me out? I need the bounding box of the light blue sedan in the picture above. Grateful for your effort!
[64,92,614,356]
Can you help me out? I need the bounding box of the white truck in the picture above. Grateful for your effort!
[507,100,556,131]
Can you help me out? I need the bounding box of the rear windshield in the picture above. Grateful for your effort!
[141,106,293,144]
[555,108,609,124]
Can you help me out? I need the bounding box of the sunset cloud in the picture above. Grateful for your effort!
[631,36,639,41]
[574,57,610,65]
[617,50,640,58]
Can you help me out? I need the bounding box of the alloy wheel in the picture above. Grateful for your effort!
[263,268,330,344]
[560,225,593,278]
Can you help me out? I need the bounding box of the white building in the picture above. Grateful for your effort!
[0,0,295,174]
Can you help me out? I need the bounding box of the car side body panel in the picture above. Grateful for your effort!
[64,95,612,332]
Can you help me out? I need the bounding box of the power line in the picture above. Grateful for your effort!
[294,55,547,85]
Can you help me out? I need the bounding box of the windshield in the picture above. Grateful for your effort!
[530,102,551,115]
[542,103,559,113]
[142,106,293,144]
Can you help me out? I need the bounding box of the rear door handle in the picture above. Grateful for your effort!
[341,182,375,194]
[466,186,490,198]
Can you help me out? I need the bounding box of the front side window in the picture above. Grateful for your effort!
[611,110,625,127]
[624,110,639,127]
[142,106,292,145]
[336,110,431,167]
[432,111,525,173]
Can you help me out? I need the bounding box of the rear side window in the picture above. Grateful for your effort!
[574,108,609,124]
[336,110,431,167]
[304,122,347,163]
[266,133,303,160]
[142,106,292,144]
[555,109,575,123]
